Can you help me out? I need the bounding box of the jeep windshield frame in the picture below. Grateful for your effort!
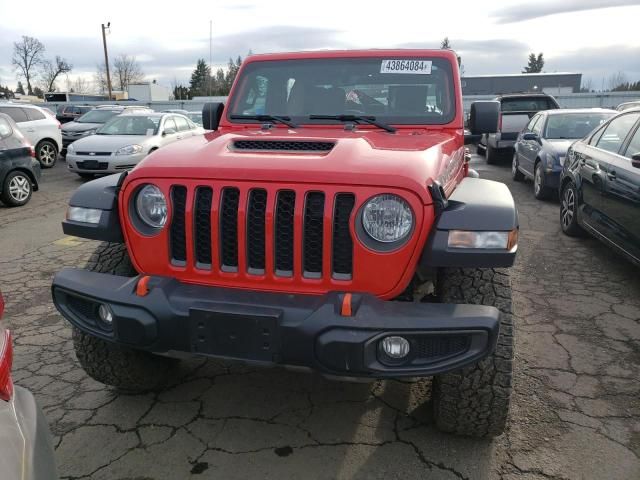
[227,57,456,127]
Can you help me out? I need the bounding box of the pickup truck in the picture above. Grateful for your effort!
[52,49,518,438]
[478,93,560,163]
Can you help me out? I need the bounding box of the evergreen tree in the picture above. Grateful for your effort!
[16,81,25,95]
[189,59,211,97]
[523,53,544,73]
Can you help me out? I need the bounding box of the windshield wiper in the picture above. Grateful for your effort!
[230,114,297,128]
[309,115,396,133]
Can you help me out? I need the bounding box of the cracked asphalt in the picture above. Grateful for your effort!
[1,155,639,479]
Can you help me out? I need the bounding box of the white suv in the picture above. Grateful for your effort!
[0,103,62,168]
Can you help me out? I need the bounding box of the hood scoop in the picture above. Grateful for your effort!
[232,140,335,152]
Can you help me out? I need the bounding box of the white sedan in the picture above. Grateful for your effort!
[66,112,204,179]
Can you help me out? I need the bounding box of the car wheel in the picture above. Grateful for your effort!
[560,181,584,236]
[476,141,485,156]
[533,162,552,200]
[486,144,498,164]
[36,140,58,168]
[432,267,514,438]
[72,242,178,392]
[1,171,32,207]
[512,153,524,181]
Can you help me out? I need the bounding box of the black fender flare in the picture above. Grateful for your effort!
[421,177,519,268]
[62,173,126,243]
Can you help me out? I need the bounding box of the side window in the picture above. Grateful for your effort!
[525,114,540,131]
[0,107,28,123]
[595,113,640,154]
[623,125,640,159]
[174,116,190,132]
[532,115,544,136]
[25,108,45,121]
[0,117,12,138]
[589,124,607,146]
[163,117,178,133]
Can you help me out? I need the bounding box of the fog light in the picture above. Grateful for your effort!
[98,304,113,324]
[381,336,410,359]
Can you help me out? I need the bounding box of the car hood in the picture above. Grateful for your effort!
[127,127,464,203]
[546,139,575,156]
[70,134,156,152]
[62,121,103,133]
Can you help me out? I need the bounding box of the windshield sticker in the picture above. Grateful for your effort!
[380,60,432,75]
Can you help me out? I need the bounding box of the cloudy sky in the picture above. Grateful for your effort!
[1,0,639,92]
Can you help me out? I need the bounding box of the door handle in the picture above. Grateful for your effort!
[607,171,617,180]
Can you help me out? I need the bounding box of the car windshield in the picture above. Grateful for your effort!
[188,113,203,126]
[544,113,614,139]
[228,57,456,125]
[77,110,120,123]
[97,115,161,135]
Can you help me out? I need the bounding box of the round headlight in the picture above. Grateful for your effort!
[135,184,167,228]
[362,194,413,243]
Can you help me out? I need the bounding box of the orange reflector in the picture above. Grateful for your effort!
[136,275,151,296]
[507,229,518,251]
[341,293,353,317]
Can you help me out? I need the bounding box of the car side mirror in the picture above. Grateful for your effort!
[631,153,640,168]
[466,101,500,143]
[202,102,224,131]
[522,132,538,141]
[163,128,176,136]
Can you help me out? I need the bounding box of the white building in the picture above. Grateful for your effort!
[127,83,171,102]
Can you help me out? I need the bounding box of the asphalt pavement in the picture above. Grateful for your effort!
[0,155,638,479]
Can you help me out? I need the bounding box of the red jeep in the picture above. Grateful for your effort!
[52,49,517,437]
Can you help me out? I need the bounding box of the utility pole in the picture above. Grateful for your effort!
[101,22,113,100]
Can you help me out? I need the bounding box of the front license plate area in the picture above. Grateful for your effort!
[190,308,281,362]
[82,160,99,169]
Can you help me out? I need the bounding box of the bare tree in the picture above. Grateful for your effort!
[580,77,593,93]
[112,54,144,91]
[607,71,627,91]
[41,56,72,92]
[94,63,110,94]
[66,76,90,94]
[12,36,45,95]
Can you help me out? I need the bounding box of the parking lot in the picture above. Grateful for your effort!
[0,155,639,479]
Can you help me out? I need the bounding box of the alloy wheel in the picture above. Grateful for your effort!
[534,165,542,195]
[561,186,575,229]
[9,175,31,202]
[512,155,518,176]
[39,143,56,166]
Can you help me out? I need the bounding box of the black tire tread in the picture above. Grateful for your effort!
[432,267,514,438]
[73,242,175,392]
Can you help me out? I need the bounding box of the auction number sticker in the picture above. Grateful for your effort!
[380,59,432,74]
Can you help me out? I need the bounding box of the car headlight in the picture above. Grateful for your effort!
[67,143,75,152]
[116,144,143,156]
[135,184,167,228]
[84,129,97,135]
[67,206,102,224]
[361,194,413,244]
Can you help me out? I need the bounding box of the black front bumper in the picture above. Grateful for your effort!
[52,268,501,379]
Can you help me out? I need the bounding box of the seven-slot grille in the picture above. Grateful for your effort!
[169,186,356,280]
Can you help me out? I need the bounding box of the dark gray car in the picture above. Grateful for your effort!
[0,113,41,207]
[512,109,616,199]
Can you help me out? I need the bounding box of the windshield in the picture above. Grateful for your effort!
[97,115,161,135]
[501,97,554,112]
[78,110,120,124]
[544,113,614,139]
[188,112,203,126]
[229,57,456,125]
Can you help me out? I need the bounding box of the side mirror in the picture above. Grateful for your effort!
[631,153,640,168]
[522,132,539,141]
[163,128,176,136]
[202,102,224,131]
[468,101,500,135]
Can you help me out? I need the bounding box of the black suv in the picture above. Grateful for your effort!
[0,113,41,207]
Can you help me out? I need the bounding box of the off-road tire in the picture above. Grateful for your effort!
[486,144,499,164]
[72,242,177,392]
[432,268,514,437]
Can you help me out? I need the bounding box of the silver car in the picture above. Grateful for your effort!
[0,291,58,480]
[66,112,204,178]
